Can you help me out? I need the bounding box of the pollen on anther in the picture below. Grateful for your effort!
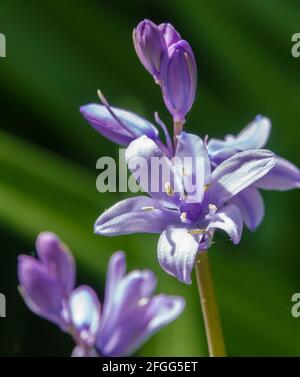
[208,204,217,212]
[138,297,150,306]
[188,229,204,235]
[141,206,155,211]
[165,182,174,196]
[180,212,187,221]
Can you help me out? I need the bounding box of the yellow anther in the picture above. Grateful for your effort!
[138,297,150,306]
[204,184,210,191]
[165,182,174,196]
[188,229,205,235]
[180,212,187,221]
[208,204,217,212]
[188,229,212,236]
[141,206,155,211]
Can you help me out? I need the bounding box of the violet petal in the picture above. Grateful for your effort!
[36,231,75,295]
[230,187,265,231]
[18,255,64,326]
[255,157,300,191]
[80,104,159,146]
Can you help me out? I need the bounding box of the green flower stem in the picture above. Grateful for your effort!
[195,250,226,357]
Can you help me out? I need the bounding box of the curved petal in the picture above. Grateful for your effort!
[207,204,243,244]
[80,104,158,146]
[230,188,265,231]
[18,256,64,326]
[159,23,181,47]
[69,286,101,347]
[210,149,277,206]
[255,157,300,191]
[94,196,180,236]
[101,251,126,325]
[36,232,75,295]
[175,132,211,202]
[97,269,157,356]
[157,225,202,284]
[112,294,185,357]
[126,135,184,205]
[208,116,271,161]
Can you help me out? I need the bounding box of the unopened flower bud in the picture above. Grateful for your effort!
[159,23,181,47]
[133,19,167,82]
[161,40,197,122]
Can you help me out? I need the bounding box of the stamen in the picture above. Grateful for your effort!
[165,182,174,196]
[204,184,210,191]
[180,212,187,221]
[208,204,217,212]
[141,206,155,211]
[138,297,150,306]
[188,229,212,236]
[188,229,204,235]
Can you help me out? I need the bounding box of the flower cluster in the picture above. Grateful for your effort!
[81,20,300,285]
[18,232,184,356]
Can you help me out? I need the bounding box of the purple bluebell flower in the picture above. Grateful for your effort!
[207,116,300,230]
[95,132,277,284]
[18,232,184,356]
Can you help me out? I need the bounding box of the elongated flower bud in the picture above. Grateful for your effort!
[133,19,167,82]
[161,40,197,123]
[159,23,181,47]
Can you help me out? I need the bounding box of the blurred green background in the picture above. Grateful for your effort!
[0,0,300,356]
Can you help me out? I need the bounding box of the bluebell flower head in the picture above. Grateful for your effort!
[18,232,184,356]
[95,132,277,284]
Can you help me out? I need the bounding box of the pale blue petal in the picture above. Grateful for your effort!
[69,286,101,346]
[207,204,243,244]
[210,149,276,206]
[175,132,211,203]
[230,188,265,231]
[157,225,202,284]
[208,116,271,160]
[94,196,180,236]
[126,135,184,205]
[255,157,300,190]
